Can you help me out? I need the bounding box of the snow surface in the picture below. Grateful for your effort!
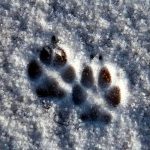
[0,0,150,150]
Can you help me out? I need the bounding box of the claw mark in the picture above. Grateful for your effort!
[98,54,103,61]
[51,35,59,47]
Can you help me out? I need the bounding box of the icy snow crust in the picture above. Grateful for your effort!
[0,0,150,150]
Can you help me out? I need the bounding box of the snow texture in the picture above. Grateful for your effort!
[0,0,150,150]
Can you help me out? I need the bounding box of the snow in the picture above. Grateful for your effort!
[0,0,150,150]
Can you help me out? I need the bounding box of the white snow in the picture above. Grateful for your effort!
[0,0,150,150]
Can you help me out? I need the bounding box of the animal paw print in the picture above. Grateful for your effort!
[27,35,129,124]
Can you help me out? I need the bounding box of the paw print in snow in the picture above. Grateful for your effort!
[27,35,129,124]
